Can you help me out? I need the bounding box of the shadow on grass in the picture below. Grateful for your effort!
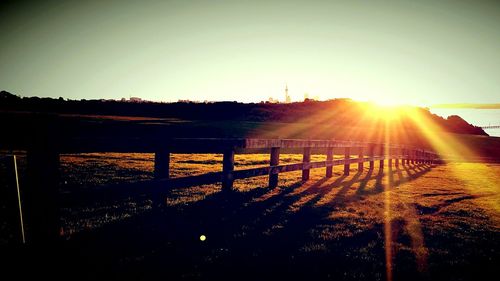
[50,163,439,279]
[9,162,497,281]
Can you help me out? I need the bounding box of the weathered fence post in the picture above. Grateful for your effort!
[269,147,280,188]
[344,147,350,176]
[222,148,235,191]
[395,147,399,168]
[26,141,60,243]
[379,144,385,171]
[358,147,364,172]
[326,147,333,177]
[369,144,375,170]
[388,147,393,169]
[154,148,170,180]
[302,147,311,181]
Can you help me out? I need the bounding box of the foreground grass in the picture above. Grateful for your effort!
[2,153,499,280]
[55,154,500,280]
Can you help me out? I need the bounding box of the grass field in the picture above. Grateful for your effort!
[2,152,498,280]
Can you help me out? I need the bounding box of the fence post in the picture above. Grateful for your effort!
[302,147,311,181]
[26,142,60,244]
[395,147,399,168]
[358,147,364,172]
[369,144,375,170]
[388,147,393,169]
[154,148,170,180]
[269,147,280,188]
[222,148,235,191]
[379,144,385,171]
[344,147,350,176]
[326,147,333,177]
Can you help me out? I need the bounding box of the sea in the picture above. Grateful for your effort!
[429,108,500,137]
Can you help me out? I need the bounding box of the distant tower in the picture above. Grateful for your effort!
[285,83,291,103]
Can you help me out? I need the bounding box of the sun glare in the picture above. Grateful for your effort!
[375,99,400,107]
[366,103,405,122]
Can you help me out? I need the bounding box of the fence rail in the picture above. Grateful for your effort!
[55,137,437,153]
[147,138,439,190]
[50,137,440,191]
[3,137,440,244]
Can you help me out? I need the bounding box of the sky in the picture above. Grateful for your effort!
[1,0,500,105]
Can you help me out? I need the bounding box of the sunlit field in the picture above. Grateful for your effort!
[2,1,500,280]
[1,103,499,281]
[2,151,497,280]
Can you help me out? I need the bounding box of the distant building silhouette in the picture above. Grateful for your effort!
[268,97,279,103]
[129,97,143,103]
[285,84,291,103]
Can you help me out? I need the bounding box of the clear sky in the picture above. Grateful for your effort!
[1,0,499,105]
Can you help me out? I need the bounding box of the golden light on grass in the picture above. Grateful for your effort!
[383,116,394,281]
[403,107,476,161]
[401,107,500,215]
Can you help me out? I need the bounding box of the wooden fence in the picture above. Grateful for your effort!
[3,137,439,244]
[143,138,439,190]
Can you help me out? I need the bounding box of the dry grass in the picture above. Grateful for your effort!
[57,153,499,235]
[2,152,499,280]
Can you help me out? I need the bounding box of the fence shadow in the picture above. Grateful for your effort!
[58,162,436,280]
